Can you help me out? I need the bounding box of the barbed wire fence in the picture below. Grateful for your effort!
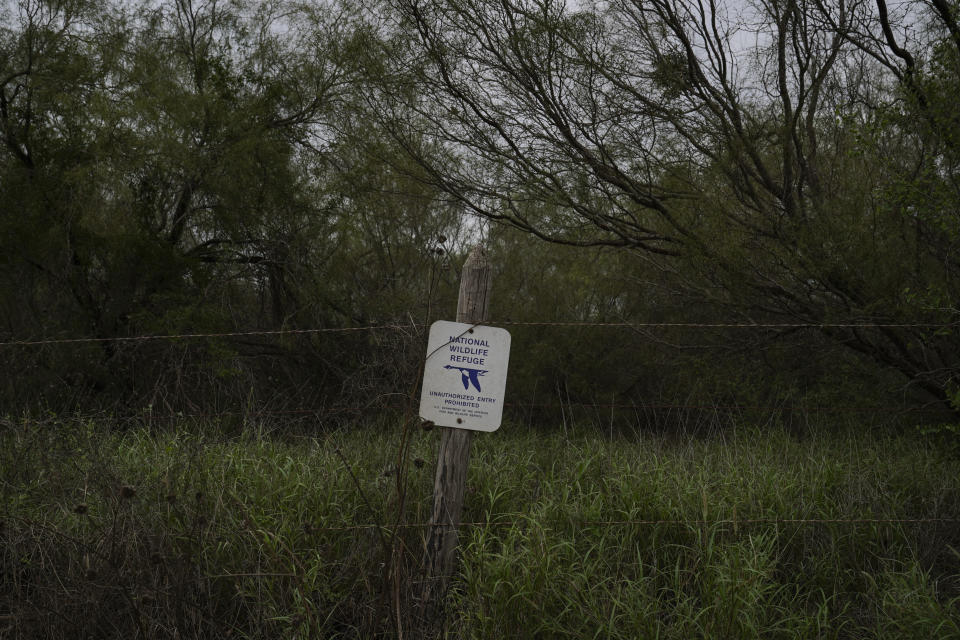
[2,319,954,423]
[4,319,960,347]
[3,317,960,636]
[3,316,956,471]
[3,318,958,525]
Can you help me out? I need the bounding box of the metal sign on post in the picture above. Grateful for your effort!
[421,246,495,617]
[419,320,511,432]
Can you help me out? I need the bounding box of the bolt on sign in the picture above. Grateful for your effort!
[419,320,511,432]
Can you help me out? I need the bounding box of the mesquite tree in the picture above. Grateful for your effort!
[373,0,960,406]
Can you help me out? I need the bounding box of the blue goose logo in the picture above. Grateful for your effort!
[444,365,487,392]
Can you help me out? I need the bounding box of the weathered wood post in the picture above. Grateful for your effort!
[422,246,492,606]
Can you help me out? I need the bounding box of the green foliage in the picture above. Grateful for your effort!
[0,0,464,414]
[2,417,959,638]
[377,0,960,409]
[3,0,960,423]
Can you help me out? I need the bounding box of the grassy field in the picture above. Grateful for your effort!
[2,415,959,638]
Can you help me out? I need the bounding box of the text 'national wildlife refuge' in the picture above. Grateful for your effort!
[419,321,511,432]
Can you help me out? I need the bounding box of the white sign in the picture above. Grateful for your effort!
[418,320,511,432]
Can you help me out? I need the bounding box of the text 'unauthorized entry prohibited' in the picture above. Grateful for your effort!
[418,321,511,432]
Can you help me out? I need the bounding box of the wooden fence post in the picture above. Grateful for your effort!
[422,246,492,609]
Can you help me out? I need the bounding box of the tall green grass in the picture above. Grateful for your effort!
[456,427,960,638]
[2,416,959,638]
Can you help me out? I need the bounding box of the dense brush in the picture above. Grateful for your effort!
[1,417,958,638]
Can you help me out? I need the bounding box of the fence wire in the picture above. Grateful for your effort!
[287,516,960,534]
[116,402,947,423]
[2,319,955,420]
[1,319,957,347]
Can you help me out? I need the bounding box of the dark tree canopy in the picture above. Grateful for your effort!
[0,0,462,412]
[2,0,959,417]
[374,0,960,406]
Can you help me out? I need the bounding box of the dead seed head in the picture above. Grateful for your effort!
[414,458,425,469]
[120,486,136,500]
[74,503,88,515]
[421,419,435,431]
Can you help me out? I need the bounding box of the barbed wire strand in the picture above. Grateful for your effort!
[1,320,957,348]
[111,401,948,422]
[501,321,959,329]
[0,324,415,347]
[14,512,951,536]
[301,516,960,533]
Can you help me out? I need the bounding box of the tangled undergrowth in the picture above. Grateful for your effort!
[2,416,959,638]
